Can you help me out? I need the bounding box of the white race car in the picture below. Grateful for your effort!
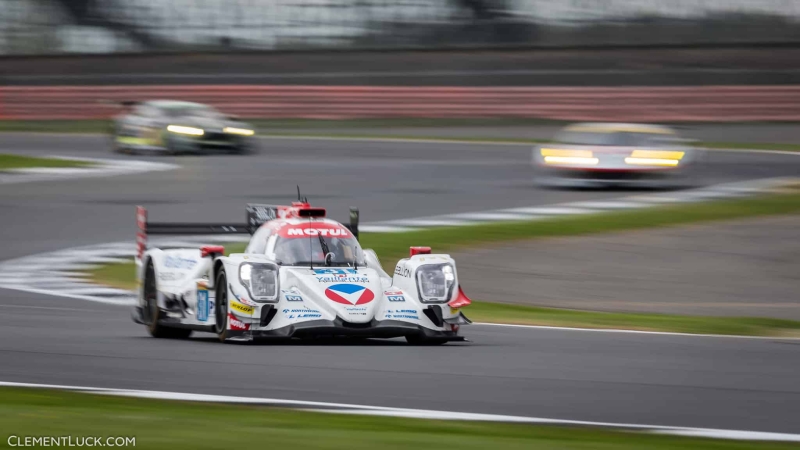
[532,123,702,188]
[132,199,472,344]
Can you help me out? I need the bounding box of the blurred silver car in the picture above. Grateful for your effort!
[532,123,701,188]
[112,100,256,155]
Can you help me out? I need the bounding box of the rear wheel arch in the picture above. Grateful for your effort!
[142,255,191,339]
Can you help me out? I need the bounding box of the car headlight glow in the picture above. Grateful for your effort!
[540,148,594,158]
[238,262,278,302]
[543,156,600,165]
[540,148,598,165]
[416,263,455,303]
[624,157,680,167]
[625,150,684,167]
[223,127,255,136]
[167,125,204,136]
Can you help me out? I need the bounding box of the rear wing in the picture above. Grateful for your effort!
[135,204,360,262]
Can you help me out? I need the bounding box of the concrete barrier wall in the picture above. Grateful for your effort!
[2,85,800,122]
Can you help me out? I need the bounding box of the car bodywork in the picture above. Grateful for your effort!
[532,123,702,187]
[112,100,256,154]
[131,202,472,344]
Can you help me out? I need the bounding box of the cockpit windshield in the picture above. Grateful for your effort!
[273,234,365,267]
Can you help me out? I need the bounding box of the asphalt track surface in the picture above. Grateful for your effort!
[1,133,800,434]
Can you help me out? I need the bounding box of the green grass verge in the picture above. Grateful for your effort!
[86,189,800,337]
[2,387,796,449]
[265,134,800,152]
[264,131,551,144]
[88,259,138,291]
[358,189,800,268]
[0,120,112,134]
[0,153,93,170]
[468,301,800,337]
[2,119,800,152]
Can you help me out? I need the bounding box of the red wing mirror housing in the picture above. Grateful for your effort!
[201,245,225,258]
[410,246,431,257]
[448,286,472,308]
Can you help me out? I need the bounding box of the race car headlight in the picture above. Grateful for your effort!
[540,148,598,166]
[167,125,204,136]
[223,127,255,136]
[624,150,685,167]
[416,263,455,303]
[239,262,278,302]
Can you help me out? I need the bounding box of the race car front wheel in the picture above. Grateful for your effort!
[215,270,232,343]
[144,259,191,339]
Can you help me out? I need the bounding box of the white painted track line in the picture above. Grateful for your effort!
[473,322,800,340]
[0,156,178,184]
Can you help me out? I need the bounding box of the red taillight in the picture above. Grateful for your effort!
[410,246,431,257]
[448,286,472,308]
[201,245,225,258]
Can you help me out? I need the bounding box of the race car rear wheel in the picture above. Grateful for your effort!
[144,259,191,339]
[214,270,232,343]
[110,126,129,155]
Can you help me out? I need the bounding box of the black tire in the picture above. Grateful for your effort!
[143,259,191,339]
[110,126,125,154]
[215,270,232,343]
[405,335,448,346]
[164,134,180,155]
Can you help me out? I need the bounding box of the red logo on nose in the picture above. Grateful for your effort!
[324,284,374,305]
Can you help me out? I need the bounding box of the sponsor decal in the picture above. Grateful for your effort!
[197,286,209,322]
[230,284,256,306]
[450,307,460,315]
[281,289,303,302]
[419,256,446,262]
[316,275,369,283]
[158,271,184,282]
[230,300,254,316]
[282,308,322,319]
[313,268,357,275]
[325,283,375,305]
[394,266,412,278]
[384,290,403,296]
[385,309,419,320]
[250,205,277,222]
[164,255,197,269]
[228,313,249,331]
[314,269,367,283]
[345,306,368,316]
[387,295,405,302]
[278,222,352,239]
